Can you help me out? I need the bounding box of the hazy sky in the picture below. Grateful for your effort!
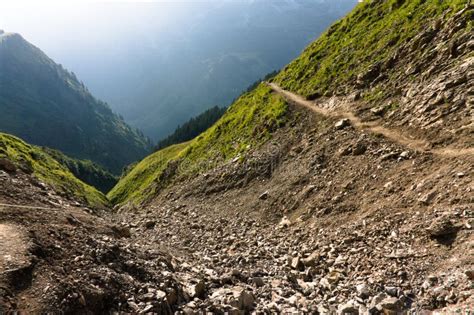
[0,1,210,61]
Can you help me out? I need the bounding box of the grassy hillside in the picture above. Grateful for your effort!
[109,85,287,205]
[180,85,287,172]
[273,0,470,98]
[108,142,189,205]
[0,32,151,174]
[109,0,473,207]
[42,148,118,194]
[0,133,109,208]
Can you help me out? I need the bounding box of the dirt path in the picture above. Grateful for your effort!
[0,203,58,211]
[0,223,30,274]
[267,83,474,157]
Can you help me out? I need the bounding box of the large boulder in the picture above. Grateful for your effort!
[0,158,16,173]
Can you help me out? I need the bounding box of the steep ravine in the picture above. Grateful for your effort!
[1,95,472,313]
[0,0,473,313]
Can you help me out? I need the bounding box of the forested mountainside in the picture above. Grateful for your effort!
[155,106,227,151]
[1,1,472,313]
[41,147,117,194]
[0,32,151,174]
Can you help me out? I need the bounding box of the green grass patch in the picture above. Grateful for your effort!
[107,142,189,205]
[179,85,287,173]
[273,0,469,98]
[363,87,385,103]
[109,84,288,206]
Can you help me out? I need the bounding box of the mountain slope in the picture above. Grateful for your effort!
[0,32,151,174]
[108,85,287,206]
[0,0,472,313]
[106,0,473,313]
[111,0,473,206]
[274,0,469,97]
[0,132,108,208]
[273,0,472,149]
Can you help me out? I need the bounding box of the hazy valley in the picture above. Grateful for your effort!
[0,0,473,314]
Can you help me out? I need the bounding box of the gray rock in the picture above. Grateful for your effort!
[399,151,410,159]
[352,142,367,155]
[141,304,154,313]
[335,119,351,130]
[252,277,265,287]
[370,106,386,116]
[111,225,132,238]
[385,286,399,297]
[418,191,437,205]
[279,216,291,228]
[338,300,359,314]
[356,284,370,299]
[156,290,166,300]
[465,270,474,280]
[239,290,256,310]
[378,297,401,312]
[302,252,320,267]
[166,288,178,305]
[319,277,332,290]
[229,288,256,311]
[291,256,304,271]
[380,152,399,161]
[144,221,156,229]
[301,185,316,198]
[127,301,140,312]
[352,91,361,101]
[188,280,206,299]
[338,146,352,156]
[426,216,459,237]
[334,255,346,266]
[370,292,388,308]
[259,191,269,200]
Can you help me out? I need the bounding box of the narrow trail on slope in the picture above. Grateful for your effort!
[267,83,474,158]
[0,223,30,274]
[0,203,59,211]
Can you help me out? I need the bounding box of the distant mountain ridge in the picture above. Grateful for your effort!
[0,32,151,174]
[40,0,357,141]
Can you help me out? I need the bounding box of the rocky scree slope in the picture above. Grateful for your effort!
[108,0,473,313]
[0,169,183,313]
[0,133,187,313]
[117,103,473,313]
[0,32,151,174]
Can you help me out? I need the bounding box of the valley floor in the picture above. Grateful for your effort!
[0,92,473,314]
